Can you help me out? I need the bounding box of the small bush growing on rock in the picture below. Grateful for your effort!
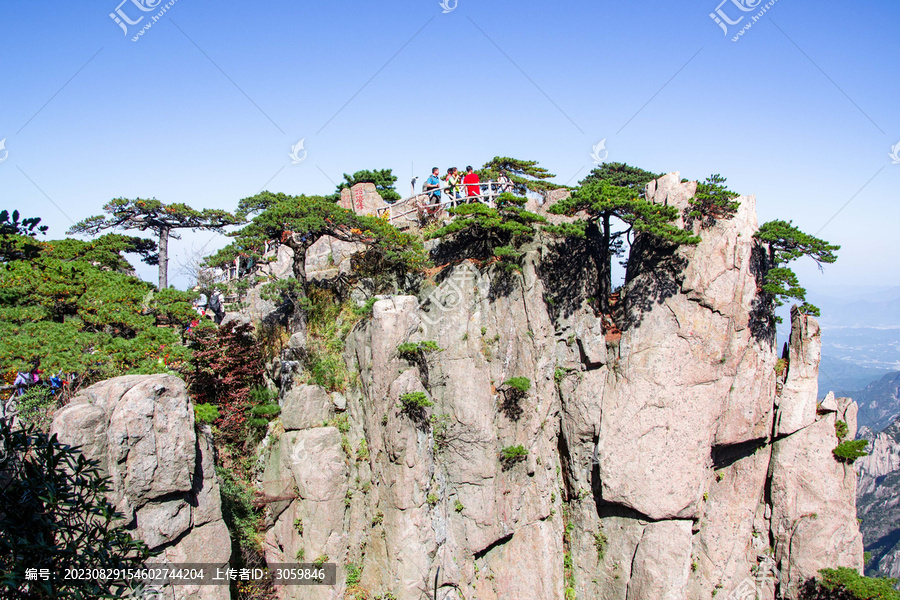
[500,444,528,469]
[801,567,900,600]
[356,439,369,461]
[194,403,220,424]
[454,500,464,513]
[832,440,868,464]
[834,420,849,440]
[398,391,433,424]
[312,555,329,568]
[397,340,442,357]
[502,377,531,394]
[426,493,439,506]
[346,562,363,587]
[499,377,531,421]
[594,531,608,561]
[372,511,384,526]
[686,174,741,226]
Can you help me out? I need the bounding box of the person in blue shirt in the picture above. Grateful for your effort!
[424,167,442,205]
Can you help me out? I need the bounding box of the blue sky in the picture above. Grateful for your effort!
[1,0,897,291]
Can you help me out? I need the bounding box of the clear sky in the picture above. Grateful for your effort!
[1,0,897,290]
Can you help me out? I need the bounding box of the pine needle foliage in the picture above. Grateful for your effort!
[754,220,839,317]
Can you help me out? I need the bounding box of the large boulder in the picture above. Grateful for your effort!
[51,375,230,600]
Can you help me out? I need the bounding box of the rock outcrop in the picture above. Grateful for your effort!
[51,375,231,600]
[257,173,864,600]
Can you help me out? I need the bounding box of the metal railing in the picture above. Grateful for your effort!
[376,180,513,225]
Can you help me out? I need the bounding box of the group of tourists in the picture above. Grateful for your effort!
[193,290,226,325]
[422,166,513,208]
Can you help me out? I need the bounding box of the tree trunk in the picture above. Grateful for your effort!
[158,226,169,290]
[289,241,310,342]
[588,214,612,313]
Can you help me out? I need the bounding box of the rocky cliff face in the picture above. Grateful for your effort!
[857,416,900,580]
[257,173,864,600]
[50,375,231,600]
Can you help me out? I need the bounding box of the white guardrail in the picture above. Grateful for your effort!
[376,180,512,225]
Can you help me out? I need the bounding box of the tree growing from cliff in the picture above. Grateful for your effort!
[327,168,401,203]
[210,192,425,334]
[546,180,699,312]
[754,220,839,317]
[579,162,661,197]
[0,421,153,599]
[686,174,741,227]
[425,193,545,269]
[477,157,561,197]
[69,198,240,289]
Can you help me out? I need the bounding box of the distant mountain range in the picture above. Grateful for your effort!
[857,415,900,580]
[842,371,900,432]
[793,286,900,397]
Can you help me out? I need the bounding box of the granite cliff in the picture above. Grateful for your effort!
[45,174,865,600]
[255,174,863,599]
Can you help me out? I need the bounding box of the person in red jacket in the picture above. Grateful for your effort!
[463,166,480,203]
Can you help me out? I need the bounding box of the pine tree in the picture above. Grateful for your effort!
[425,193,545,269]
[210,192,424,336]
[478,157,561,197]
[69,198,240,289]
[546,180,699,311]
[754,220,839,317]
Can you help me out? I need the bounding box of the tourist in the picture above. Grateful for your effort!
[444,167,461,207]
[497,170,512,194]
[463,166,481,202]
[424,167,442,205]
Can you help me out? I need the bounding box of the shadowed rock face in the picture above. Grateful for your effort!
[51,374,231,600]
[257,172,863,600]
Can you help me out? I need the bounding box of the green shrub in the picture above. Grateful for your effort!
[346,563,363,587]
[194,403,220,424]
[0,422,153,598]
[353,298,377,318]
[454,499,464,513]
[502,377,532,394]
[398,391,433,423]
[397,340,442,358]
[247,417,270,429]
[426,493,439,506]
[313,555,329,568]
[594,531,608,561]
[356,439,370,461]
[13,387,56,431]
[803,567,900,600]
[834,420,849,440]
[372,511,384,526]
[832,440,869,464]
[500,444,528,469]
[250,403,281,417]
